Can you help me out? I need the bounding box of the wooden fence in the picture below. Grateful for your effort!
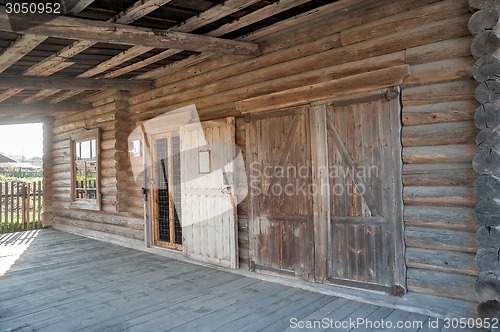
[0,181,43,233]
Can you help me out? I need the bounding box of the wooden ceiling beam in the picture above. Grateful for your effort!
[0,103,91,114]
[0,10,261,56]
[0,76,153,90]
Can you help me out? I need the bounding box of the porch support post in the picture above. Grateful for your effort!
[469,0,500,319]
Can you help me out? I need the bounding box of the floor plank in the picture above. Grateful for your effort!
[0,229,479,332]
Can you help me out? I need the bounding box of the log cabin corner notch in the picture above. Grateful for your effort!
[0,0,494,321]
[469,0,500,321]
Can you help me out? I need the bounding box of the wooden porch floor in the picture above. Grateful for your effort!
[0,230,482,332]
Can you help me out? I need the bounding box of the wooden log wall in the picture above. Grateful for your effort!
[124,0,480,304]
[468,0,500,320]
[47,0,482,311]
[50,91,144,240]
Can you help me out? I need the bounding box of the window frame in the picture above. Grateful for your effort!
[70,128,101,211]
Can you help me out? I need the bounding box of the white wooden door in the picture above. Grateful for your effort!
[180,118,238,269]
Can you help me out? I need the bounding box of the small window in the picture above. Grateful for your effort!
[70,129,101,210]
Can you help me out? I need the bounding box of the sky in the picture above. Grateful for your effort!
[0,123,43,158]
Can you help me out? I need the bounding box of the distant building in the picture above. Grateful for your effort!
[0,153,16,163]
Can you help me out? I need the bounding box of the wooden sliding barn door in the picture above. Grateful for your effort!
[179,118,238,269]
[247,107,313,280]
[324,92,405,293]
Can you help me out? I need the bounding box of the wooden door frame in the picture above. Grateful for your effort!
[150,132,182,250]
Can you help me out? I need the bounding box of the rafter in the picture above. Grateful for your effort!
[0,76,153,90]
[0,10,261,56]
[123,0,311,79]
[0,88,23,102]
[0,35,46,74]
[104,0,263,78]
[0,0,95,102]
[111,0,174,24]
[42,0,263,102]
[21,89,60,104]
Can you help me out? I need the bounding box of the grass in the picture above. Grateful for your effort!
[0,221,43,233]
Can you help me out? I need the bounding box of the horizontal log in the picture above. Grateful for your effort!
[402,80,476,106]
[402,121,478,147]
[476,272,500,301]
[406,247,479,275]
[478,300,500,319]
[53,216,144,240]
[131,14,469,112]
[475,103,500,129]
[471,30,500,59]
[405,226,478,253]
[404,186,477,207]
[403,57,473,88]
[0,10,261,57]
[469,9,500,35]
[475,175,500,199]
[404,206,478,231]
[0,75,152,91]
[407,268,479,302]
[475,79,500,104]
[476,247,500,272]
[235,65,410,113]
[475,199,500,226]
[477,225,500,248]
[340,0,469,46]
[473,55,500,82]
[402,100,477,126]
[403,163,476,186]
[405,36,472,65]
[403,144,478,164]
[55,209,143,230]
[473,149,500,175]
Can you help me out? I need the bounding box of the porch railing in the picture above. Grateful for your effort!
[0,181,43,234]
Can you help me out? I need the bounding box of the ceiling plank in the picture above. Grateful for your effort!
[206,0,312,37]
[0,35,47,74]
[49,90,81,104]
[174,0,261,33]
[0,88,23,102]
[103,49,182,78]
[21,89,60,104]
[26,40,96,76]
[0,76,153,90]
[0,10,261,56]
[111,0,174,25]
